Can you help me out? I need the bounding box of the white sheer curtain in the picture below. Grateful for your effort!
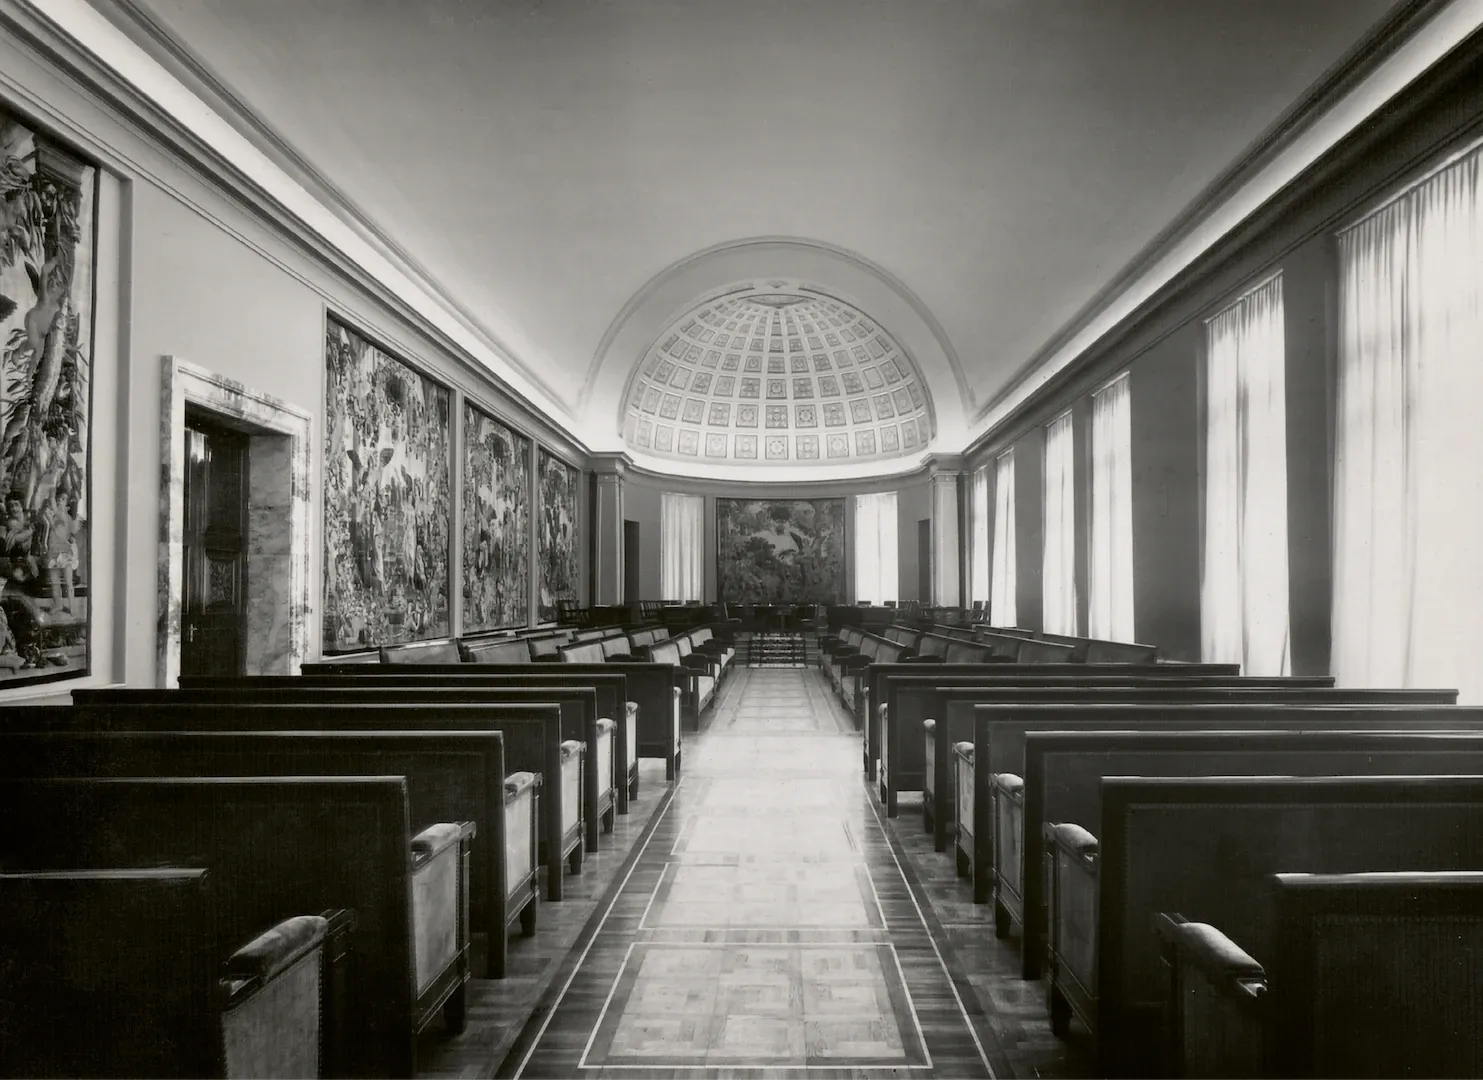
[854,492,899,604]
[990,450,1016,626]
[660,492,705,603]
[1042,411,1077,634]
[970,465,990,606]
[1201,274,1290,675]
[1089,373,1135,640]
[1333,143,1483,703]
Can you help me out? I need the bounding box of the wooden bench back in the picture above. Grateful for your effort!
[0,868,221,1077]
[460,637,532,663]
[380,639,464,664]
[0,776,417,1078]
[559,641,606,664]
[1098,774,1483,1074]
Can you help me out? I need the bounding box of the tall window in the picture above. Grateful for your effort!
[660,493,704,603]
[1089,373,1135,640]
[854,492,898,604]
[990,450,1016,626]
[970,465,990,607]
[1201,274,1290,675]
[1042,411,1077,635]
[1333,142,1483,702]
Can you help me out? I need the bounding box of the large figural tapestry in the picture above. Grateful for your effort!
[323,318,452,651]
[462,402,530,632]
[537,448,578,622]
[0,111,95,685]
[716,499,845,605]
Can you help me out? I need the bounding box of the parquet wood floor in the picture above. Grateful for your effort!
[417,668,1096,1079]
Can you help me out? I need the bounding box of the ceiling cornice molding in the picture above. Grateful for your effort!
[581,236,973,418]
[966,0,1474,442]
[622,454,934,496]
[86,0,576,415]
[7,0,587,440]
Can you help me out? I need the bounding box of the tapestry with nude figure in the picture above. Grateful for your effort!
[0,108,95,685]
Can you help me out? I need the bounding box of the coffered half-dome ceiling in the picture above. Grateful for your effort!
[621,288,932,467]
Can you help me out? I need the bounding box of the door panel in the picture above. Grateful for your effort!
[181,421,248,678]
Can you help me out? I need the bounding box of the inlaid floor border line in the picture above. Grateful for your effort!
[864,783,1010,1080]
[499,776,684,1080]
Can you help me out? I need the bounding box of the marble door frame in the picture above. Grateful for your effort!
[158,356,312,687]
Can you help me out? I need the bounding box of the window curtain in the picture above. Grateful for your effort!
[970,465,990,606]
[1042,412,1077,634]
[1089,373,1135,640]
[854,492,899,604]
[660,492,705,603]
[1201,274,1290,675]
[990,450,1016,627]
[1333,143,1483,703]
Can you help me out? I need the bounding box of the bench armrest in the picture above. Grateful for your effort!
[223,914,329,988]
[1045,821,1097,866]
[992,773,1025,802]
[411,821,477,867]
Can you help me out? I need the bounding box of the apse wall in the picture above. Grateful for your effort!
[623,470,934,607]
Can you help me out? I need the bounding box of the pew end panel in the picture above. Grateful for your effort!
[408,820,476,1036]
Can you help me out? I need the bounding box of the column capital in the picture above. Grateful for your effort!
[925,453,965,479]
[590,451,631,478]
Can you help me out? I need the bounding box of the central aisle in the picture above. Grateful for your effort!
[502,668,998,1078]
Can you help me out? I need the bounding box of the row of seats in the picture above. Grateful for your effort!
[830,612,1482,1077]
[0,616,744,1076]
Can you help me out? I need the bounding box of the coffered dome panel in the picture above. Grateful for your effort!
[620,285,933,466]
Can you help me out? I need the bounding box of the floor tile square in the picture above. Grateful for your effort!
[708,1015,807,1059]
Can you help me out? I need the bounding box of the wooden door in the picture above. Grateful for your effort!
[181,418,248,677]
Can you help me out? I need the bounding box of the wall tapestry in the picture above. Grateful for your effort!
[462,402,530,632]
[323,318,451,651]
[0,111,96,686]
[716,498,845,605]
[537,447,578,622]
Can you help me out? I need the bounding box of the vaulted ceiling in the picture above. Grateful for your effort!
[111,0,1401,473]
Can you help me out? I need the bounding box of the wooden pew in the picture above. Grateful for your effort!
[934,682,1457,859]
[296,662,638,809]
[86,682,618,851]
[863,661,1246,781]
[0,724,527,981]
[46,699,576,907]
[876,666,1281,809]
[0,776,453,1078]
[1017,727,1483,981]
[1035,632,1159,664]
[306,659,684,782]
[1046,774,1483,1077]
[967,700,1479,915]
[920,677,1365,843]
[0,868,353,1079]
[1156,871,1483,1078]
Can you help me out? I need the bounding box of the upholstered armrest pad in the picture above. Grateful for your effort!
[504,770,539,800]
[224,915,328,981]
[922,718,936,733]
[993,773,1024,797]
[605,651,636,662]
[903,655,944,663]
[560,739,585,761]
[626,701,639,722]
[1047,822,1098,858]
[1172,922,1266,981]
[597,717,616,735]
[680,654,710,672]
[952,741,974,760]
[412,821,474,859]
